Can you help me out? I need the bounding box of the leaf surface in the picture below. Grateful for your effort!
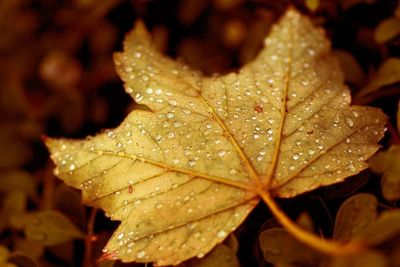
[46,9,386,265]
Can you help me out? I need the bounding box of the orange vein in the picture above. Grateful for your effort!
[263,36,293,187]
[92,150,254,191]
[198,95,262,187]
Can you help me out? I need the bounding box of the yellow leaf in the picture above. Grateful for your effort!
[46,9,386,265]
[374,17,400,43]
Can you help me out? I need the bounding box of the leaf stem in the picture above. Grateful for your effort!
[83,208,98,267]
[258,189,366,255]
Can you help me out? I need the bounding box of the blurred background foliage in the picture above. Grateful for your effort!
[0,0,399,266]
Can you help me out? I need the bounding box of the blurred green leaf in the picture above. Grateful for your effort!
[326,251,388,267]
[223,234,239,254]
[374,17,400,43]
[0,191,27,231]
[12,210,84,246]
[339,0,376,10]
[356,58,400,99]
[397,100,400,132]
[361,210,400,245]
[0,132,32,169]
[178,244,240,267]
[332,50,365,87]
[98,260,116,267]
[296,212,314,231]
[54,184,85,228]
[333,193,377,242]
[7,253,37,267]
[0,245,10,262]
[0,170,37,200]
[13,239,44,260]
[370,145,400,201]
[259,228,322,266]
[305,0,319,12]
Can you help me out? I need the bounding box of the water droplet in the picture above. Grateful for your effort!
[117,233,124,240]
[166,112,175,119]
[292,153,300,160]
[267,128,273,134]
[308,149,315,155]
[253,133,260,139]
[168,99,177,106]
[155,89,162,95]
[346,163,356,172]
[167,132,175,139]
[146,88,153,94]
[352,110,359,117]
[182,109,191,115]
[134,93,143,102]
[69,164,76,171]
[345,117,354,128]
[136,250,146,259]
[126,87,133,93]
[217,149,226,157]
[217,230,226,238]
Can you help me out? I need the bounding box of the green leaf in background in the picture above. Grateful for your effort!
[369,145,400,201]
[0,170,37,201]
[223,234,239,254]
[13,239,44,260]
[333,193,378,242]
[356,58,400,99]
[374,17,400,43]
[361,210,400,245]
[332,50,365,87]
[0,245,10,262]
[7,253,38,267]
[0,191,27,231]
[326,251,388,267]
[11,210,84,246]
[178,244,240,267]
[259,228,322,266]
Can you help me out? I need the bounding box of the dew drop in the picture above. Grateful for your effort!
[167,132,175,139]
[308,149,315,155]
[166,112,175,119]
[182,109,191,115]
[117,233,124,240]
[217,230,226,238]
[352,110,360,118]
[146,88,153,94]
[134,93,143,102]
[136,250,146,259]
[292,153,300,160]
[69,164,76,171]
[217,149,226,157]
[345,117,354,128]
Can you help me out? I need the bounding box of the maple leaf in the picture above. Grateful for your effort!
[45,9,386,266]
